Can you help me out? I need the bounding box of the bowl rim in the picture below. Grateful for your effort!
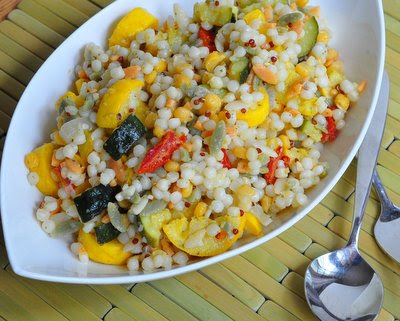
[1,0,386,284]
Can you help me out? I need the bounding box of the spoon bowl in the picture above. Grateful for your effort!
[304,72,389,321]
[305,246,384,321]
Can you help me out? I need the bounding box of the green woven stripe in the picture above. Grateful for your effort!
[18,0,76,38]
[0,32,43,72]
[200,263,265,311]
[8,9,65,48]
[0,20,53,58]
[131,283,198,321]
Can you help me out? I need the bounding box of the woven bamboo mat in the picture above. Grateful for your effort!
[0,0,399,320]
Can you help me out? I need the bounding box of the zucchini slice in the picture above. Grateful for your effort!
[139,208,171,248]
[193,2,233,27]
[228,57,250,84]
[95,223,120,244]
[298,16,319,58]
[74,184,116,223]
[103,114,146,160]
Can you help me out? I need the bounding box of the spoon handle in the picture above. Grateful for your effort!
[347,73,389,247]
[373,170,393,208]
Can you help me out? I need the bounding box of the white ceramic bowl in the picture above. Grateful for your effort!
[1,0,385,284]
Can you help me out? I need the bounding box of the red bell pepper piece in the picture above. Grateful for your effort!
[198,27,216,52]
[321,116,337,143]
[221,148,232,169]
[137,131,186,174]
[264,146,290,185]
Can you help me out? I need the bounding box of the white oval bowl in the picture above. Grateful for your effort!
[1,0,385,284]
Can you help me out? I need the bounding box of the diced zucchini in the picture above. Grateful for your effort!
[278,12,304,27]
[140,200,167,217]
[298,16,319,58]
[139,209,171,247]
[300,118,322,141]
[103,114,146,160]
[210,121,226,156]
[95,223,120,244]
[74,184,116,223]
[228,57,250,84]
[194,2,233,27]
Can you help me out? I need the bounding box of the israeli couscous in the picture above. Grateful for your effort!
[25,0,365,271]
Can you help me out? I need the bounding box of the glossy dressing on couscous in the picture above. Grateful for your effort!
[25,0,364,271]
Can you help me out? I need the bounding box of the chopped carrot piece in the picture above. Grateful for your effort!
[287,82,303,99]
[291,20,304,35]
[78,70,89,80]
[124,66,141,79]
[65,158,85,174]
[160,238,175,256]
[310,6,321,17]
[166,98,177,108]
[182,142,193,152]
[226,126,237,137]
[252,64,278,85]
[264,5,273,21]
[237,160,249,173]
[357,80,367,93]
[101,215,110,224]
[108,159,126,184]
[284,107,301,116]
[51,152,61,167]
[194,120,203,131]
[246,70,255,86]
[322,109,333,117]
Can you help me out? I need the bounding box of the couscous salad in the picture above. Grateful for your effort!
[25,0,365,271]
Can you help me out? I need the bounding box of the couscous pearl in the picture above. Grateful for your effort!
[110,66,124,79]
[42,219,55,233]
[204,167,217,178]
[170,191,182,204]
[173,251,189,265]
[227,80,240,92]
[28,172,39,185]
[100,169,115,185]
[210,76,224,89]
[142,257,154,271]
[88,151,100,165]
[133,145,146,157]
[291,114,304,128]
[177,178,189,188]
[302,157,313,170]
[156,179,169,191]
[127,256,140,271]
[211,200,224,213]
[336,119,345,130]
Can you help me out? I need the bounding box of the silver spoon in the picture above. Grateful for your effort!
[373,170,400,262]
[304,72,389,321]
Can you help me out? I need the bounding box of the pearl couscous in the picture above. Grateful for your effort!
[25,0,365,271]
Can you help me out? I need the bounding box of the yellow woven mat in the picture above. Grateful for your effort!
[0,0,399,320]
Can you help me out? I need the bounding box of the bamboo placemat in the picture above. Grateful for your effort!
[0,0,399,320]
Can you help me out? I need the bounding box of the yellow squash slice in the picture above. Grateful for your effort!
[109,8,158,48]
[96,79,145,129]
[236,87,270,127]
[78,229,132,265]
[163,215,246,257]
[25,143,59,197]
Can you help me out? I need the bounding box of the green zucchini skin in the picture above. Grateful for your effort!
[103,115,146,160]
[74,184,116,223]
[95,223,120,244]
[298,16,319,58]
